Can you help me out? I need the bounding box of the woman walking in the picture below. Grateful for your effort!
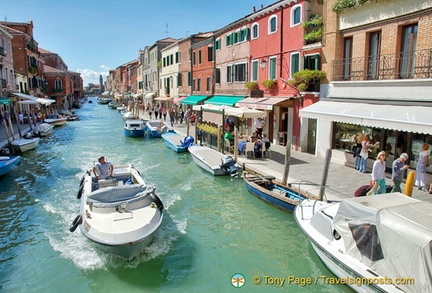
[415,144,430,191]
[369,151,387,195]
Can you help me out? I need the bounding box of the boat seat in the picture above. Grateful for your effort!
[98,178,118,188]
[87,184,154,207]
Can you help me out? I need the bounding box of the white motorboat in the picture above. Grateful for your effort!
[188,145,240,176]
[145,120,174,138]
[11,137,40,153]
[70,165,164,260]
[122,112,138,121]
[35,123,54,136]
[44,114,67,126]
[124,119,146,137]
[294,193,432,293]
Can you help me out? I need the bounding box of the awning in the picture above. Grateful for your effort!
[236,97,291,110]
[174,96,187,104]
[300,100,432,134]
[0,97,11,105]
[180,95,210,105]
[154,96,173,101]
[204,95,246,106]
[12,93,55,105]
[192,104,267,119]
[132,93,143,98]
[144,92,156,99]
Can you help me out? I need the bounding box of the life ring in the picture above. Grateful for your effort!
[69,215,83,232]
[77,184,84,199]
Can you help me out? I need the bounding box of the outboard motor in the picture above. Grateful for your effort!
[181,135,195,149]
[220,156,239,177]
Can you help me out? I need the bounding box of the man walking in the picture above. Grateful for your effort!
[391,153,409,193]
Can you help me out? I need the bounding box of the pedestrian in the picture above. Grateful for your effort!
[354,133,364,170]
[415,143,430,191]
[368,151,387,195]
[162,107,167,121]
[178,109,184,124]
[154,104,159,119]
[359,135,371,173]
[391,153,409,193]
[169,108,175,127]
[254,118,263,139]
[18,112,24,124]
[185,108,191,124]
[159,106,163,120]
[190,112,196,125]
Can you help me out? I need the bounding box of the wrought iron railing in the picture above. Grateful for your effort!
[332,48,432,81]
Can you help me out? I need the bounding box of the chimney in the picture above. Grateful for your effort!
[261,4,264,9]
[253,6,256,12]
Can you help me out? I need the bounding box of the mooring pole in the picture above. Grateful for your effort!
[319,149,332,201]
[282,141,291,185]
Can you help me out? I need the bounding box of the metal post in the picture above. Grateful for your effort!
[319,149,332,201]
[282,141,292,185]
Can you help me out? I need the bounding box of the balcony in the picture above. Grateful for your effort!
[332,48,432,81]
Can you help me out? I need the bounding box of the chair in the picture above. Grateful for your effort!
[244,142,255,158]
[224,138,234,153]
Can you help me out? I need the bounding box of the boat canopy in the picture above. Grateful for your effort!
[333,193,432,293]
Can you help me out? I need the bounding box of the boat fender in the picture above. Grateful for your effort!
[77,184,84,199]
[333,229,341,240]
[69,215,83,232]
[153,195,164,211]
[79,170,90,187]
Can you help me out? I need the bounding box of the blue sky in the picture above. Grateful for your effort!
[3,0,276,86]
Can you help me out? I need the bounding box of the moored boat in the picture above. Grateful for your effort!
[243,169,316,212]
[35,123,54,136]
[122,112,138,120]
[44,114,67,126]
[11,137,40,153]
[161,132,195,152]
[108,101,119,109]
[97,97,111,104]
[294,193,432,293]
[0,156,20,178]
[124,119,146,137]
[70,165,164,260]
[188,145,240,176]
[145,120,174,138]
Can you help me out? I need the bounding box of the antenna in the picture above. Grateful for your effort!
[165,23,169,37]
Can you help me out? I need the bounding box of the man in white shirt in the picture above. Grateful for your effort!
[254,118,263,139]
[93,156,114,180]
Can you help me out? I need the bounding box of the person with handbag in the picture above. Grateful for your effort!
[415,144,430,191]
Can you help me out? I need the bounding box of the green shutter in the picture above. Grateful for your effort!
[244,27,249,41]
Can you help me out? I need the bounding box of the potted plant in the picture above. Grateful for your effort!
[288,69,326,92]
[262,79,276,89]
[245,82,259,90]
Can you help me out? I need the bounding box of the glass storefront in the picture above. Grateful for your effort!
[333,122,432,172]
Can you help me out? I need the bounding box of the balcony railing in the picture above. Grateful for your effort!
[332,48,432,81]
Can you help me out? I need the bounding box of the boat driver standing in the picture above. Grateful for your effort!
[93,156,114,180]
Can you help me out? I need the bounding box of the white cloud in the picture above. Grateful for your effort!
[76,65,111,86]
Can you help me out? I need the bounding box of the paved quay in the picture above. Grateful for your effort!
[1,109,429,202]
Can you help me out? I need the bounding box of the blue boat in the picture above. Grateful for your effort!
[124,119,146,137]
[243,170,315,212]
[0,156,20,178]
[145,120,174,138]
[161,132,195,152]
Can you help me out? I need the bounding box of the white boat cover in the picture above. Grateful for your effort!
[87,184,153,208]
[333,193,432,292]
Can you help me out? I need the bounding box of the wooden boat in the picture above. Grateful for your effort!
[124,119,146,137]
[44,114,67,126]
[70,165,164,260]
[0,156,20,177]
[145,120,174,138]
[242,169,315,212]
[35,123,54,136]
[161,132,194,152]
[294,193,432,293]
[11,137,40,153]
[188,145,240,176]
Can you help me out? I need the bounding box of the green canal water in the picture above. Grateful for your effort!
[0,99,350,292]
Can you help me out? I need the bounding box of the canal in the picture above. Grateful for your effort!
[0,99,349,292]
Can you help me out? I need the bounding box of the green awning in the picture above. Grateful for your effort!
[180,95,210,105]
[0,97,11,105]
[204,95,247,106]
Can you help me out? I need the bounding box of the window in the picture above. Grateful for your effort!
[239,27,249,42]
[227,65,233,83]
[215,68,221,84]
[187,72,191,87]
[291,5,302,27]
[226,34,232,46]
[304,54,320,70]
[177,73,182,87]
[400,24,418,78]
[170,54,173,65]
[192,51,196,65]
[208,46,214,62]
[175,52,180,63]
[54,78,62,90]
[343,37,353,80]
[234,63,247,82]
[290,53,300,77]
[206,77,211,92]
[198,50,202,64]
[251,60,259,81]
[252,23,259,39]
[197,78,201,91]
[269,15,277,34]
[192,78,196,91]
[368,32,381,79]
[269,57,277,80]
[215,38,221,50]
